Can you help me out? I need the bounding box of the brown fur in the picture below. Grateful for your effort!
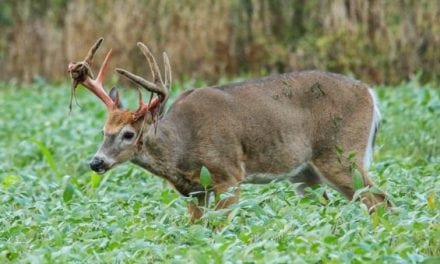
[98,70,387,222]
[105,109,137,133]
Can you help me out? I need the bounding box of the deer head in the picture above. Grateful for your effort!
[68,38,171,173]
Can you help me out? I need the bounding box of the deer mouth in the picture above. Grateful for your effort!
[93,162,116,174]
[91,165,109,175]
[96,168,108,174]
[95,161,118,174]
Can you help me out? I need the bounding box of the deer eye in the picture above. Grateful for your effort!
[122,131,135,140]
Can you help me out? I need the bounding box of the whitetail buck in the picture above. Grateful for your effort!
[68,38,387,222]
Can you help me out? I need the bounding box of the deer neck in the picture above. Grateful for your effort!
[131,120,180,179]
[131,118,202,196]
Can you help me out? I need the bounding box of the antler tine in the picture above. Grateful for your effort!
[81,50,116,109]
[84,38,103,64]
[163,52,172,88]
[115,68,166,96]
[137,42,164,85]
[96,48,112,84]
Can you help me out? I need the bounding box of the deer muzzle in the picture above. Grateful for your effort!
[89,155,112,174]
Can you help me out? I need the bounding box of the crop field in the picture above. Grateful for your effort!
[0,80,439,263]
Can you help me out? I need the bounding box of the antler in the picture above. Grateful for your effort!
[68,38,118,110]
[116,42,171,121]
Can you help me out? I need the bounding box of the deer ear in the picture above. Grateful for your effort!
[109,87,123,109]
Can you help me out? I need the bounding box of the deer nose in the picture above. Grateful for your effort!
[89,158,105,172]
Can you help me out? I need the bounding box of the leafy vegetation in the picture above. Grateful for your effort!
[0,80,439,263]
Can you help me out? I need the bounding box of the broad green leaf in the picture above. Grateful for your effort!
[421,257,440,264]
[318,194,329,205]
[323,235,338,244]
[32,139,59,177]
[427,192,436,209]
[200,166,212,187]
[90,172,101,188]
[352,169,364,190]
[348,151,357,160]
[371,211,379,228]
[1,174,20,188]
[63,183,75,203]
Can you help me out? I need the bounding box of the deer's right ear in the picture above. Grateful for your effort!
[109,87,124,109]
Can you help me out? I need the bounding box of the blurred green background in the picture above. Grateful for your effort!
[0,0,439,85]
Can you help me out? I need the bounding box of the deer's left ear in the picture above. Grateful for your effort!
[109,87,124,109]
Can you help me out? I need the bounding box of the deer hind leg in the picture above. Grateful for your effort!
[310,155,387,211]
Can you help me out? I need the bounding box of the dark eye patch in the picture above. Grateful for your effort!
[122,131,135,140]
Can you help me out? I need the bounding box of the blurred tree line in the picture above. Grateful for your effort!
[0,0,439,85]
